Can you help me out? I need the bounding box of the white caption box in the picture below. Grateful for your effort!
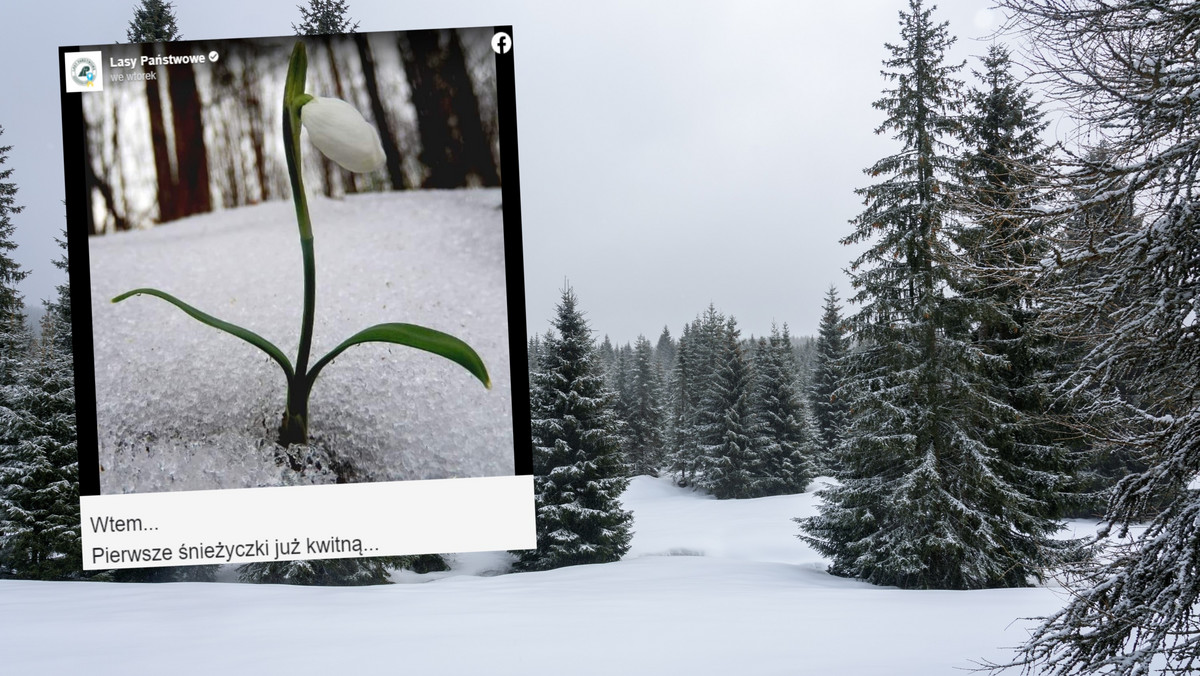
[81,475,535,570]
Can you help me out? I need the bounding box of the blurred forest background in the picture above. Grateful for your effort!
[81,27,501,234]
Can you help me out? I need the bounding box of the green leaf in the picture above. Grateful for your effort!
[112,288,295,380]
[308,323,491,390]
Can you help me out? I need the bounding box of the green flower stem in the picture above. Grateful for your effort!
[281,237,317,445]
[280,42,316,446]
[276,40,489,446]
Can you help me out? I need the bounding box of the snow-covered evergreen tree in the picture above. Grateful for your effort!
[624,335,666,477]
[0,316,79,579]
[596,334,616,383]
[612,341,635,421]
[126,0,181,42]
[0,128,27,336]
[668,306,725,488]
[989,1,1200,672]
[654,325,676,375]
[293,0,360,35]
[751,325,817,496]
[809,285,848,472]
[527,334,548,402]
[956,44,1073,523]
[696,317,756,500]
[799,0,1064,590]
[0,126,27,569]
[666,320,701,486]
[44,232,71,355]
[1050,148,1143,519]
[0,131,66,579]
[514,287,632,571]
[607,341,636,471]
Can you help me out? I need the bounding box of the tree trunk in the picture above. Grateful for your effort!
[240,51,271,203]
[143,43,174,223]
[444,30,500,187]
[399,30,458,189]
[165,49,212,220]
[355,33,408,190]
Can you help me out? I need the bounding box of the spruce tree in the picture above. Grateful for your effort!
[0,319,79,579]
[668,306,724,488]
[612,341,635,423]
[45,232,71,355]
[666,320,702,487]
[514,287,632,571]
[597,334,616,383]
[989,2,1200,672]
[751,325,817,496]
[607,342,634,470]
[1050,148,1143,518]
[0,129,48,577]
[126,0,181,42]
[654,325,676,375]
[809,285,848,472]
[696,317,756,500]
[0,128,28,422]
[799,0,1064,589]
[624,335,665,477]
[293,0,360,36]
[527,334,543,392]
[0,128,27,331]
[957,44,1072,522]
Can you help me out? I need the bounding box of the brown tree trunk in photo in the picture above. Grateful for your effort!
[83,104,130,233]
[80,113,99,235]
[319,139,337,198]
[398,30,458,189]
[209,55,240,209]
[111,97,131,225]
[355,32,408,190]
[444,30,500,187]
[166,58,212,220]
[399,30,500,189]
[240,52,271,203]
[143,43,175,223]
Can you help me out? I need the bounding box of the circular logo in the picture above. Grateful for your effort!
[208,51,220,63]
[71,56,99,87]
[491,32,512,55]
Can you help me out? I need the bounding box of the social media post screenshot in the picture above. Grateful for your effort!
[57,27,533,571]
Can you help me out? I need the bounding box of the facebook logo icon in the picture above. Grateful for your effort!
[492,32,512,54]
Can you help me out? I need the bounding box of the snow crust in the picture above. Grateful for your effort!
[89,189,514,493]
[0,477,1075,674]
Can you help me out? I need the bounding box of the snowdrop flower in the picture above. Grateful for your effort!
[300,96,386,173]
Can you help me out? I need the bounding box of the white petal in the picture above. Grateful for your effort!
[300,96,386,173]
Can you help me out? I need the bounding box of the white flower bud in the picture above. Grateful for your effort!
[300,96,386,173]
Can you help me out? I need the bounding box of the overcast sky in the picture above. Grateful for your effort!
[0,0,1020,345]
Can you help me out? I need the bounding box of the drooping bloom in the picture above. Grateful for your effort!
[300,96,386,173]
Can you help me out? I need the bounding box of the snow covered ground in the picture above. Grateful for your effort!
[88,189,515,493]
[0,477,1088,675]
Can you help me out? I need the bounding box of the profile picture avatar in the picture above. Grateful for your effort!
[64,50,104,93]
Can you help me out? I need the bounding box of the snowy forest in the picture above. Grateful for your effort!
[4,0,1200,674]
[82,11,499,234]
